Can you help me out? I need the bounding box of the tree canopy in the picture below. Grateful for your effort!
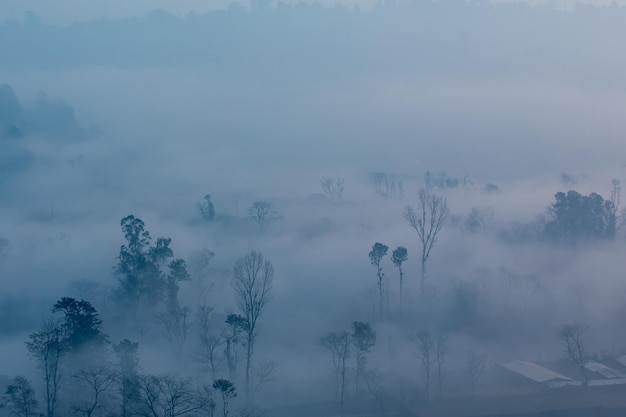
[545,190,615,241]
[114,215,188,311]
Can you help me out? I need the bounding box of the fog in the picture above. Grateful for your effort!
[2,1,626,416]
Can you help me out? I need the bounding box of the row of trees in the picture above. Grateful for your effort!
[318,321,376,416]
[368,243,408,318]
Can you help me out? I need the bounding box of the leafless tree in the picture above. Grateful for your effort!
[467,350,487,396]
[238,406,266,417]
[610,179,626,231]
[363,369,387,417]
[194,306,224,382]
[232,251,273,404]
[196,384,216,417]
[137,374,204,417]
[435,335,448,400]
[404,189,449,294]
[321,176,345,202]
[157,306,191,368]
[557,324,589,385]
[251,361,277,401]
[319,331,350,417]
[411,331,435,402]
[247,202,279,231]
[25,319,68,417]
[72,365,118,417]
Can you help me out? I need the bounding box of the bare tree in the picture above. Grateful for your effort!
[2,376,39,417]
[467,350,487,396]
[238,406,266,417]
[610,179,626,231]
[157,306,191,368]
[321,176,345,202]
[137,374,204,417]
[319,331,350,417]
[194,306,223,382]
[232,251,273,404]
[557,324,589,385]
[435,335,448,400]
[72,365,118,417]
[404,189,449,294]
[391,247,408,314]
[25,319,68,417]
[196,384,216,417]
[247,202,279,231]
[251,361,277,401]
[411,331,435,402]
[369,243,388,318]
[363,369,386,417]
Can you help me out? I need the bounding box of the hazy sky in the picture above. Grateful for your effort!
[2,0,381,24]
[7,0,626,25]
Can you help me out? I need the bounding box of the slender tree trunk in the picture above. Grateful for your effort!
[437,362,443,400]
[399,265,404,314]
[245,330,254,405]
[420,252,427,295]
[340,357,346,417]
[377,271,383,319]
[355,355,359,396]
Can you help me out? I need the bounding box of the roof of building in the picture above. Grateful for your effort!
[501,360,573,383]
[585,361,626,379]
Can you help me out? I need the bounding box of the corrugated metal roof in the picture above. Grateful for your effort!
[584,361,626,378]
[501,360,573,383]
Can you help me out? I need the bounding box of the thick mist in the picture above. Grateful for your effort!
[2,2,626,417]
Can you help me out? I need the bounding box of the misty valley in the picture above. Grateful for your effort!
[3,1,626,417]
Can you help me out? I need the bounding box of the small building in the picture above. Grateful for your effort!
[500,360,573,387]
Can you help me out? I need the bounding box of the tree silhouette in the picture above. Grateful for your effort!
[247,201,279,231]
[25,320,68,417]
[546,190,615,241]
[557,324,589,385]
[114,215,188,312]
[232,251,273,404]
[198,194,216,221]
[369,243,388,318]
[404,189,449,294]
[319,331,350,417]
[2,376,39,417]
[212,379,236,417]
[391,246,408,314]
[52,297,107,352]
[351,321,376,395]
[113,339,140,417]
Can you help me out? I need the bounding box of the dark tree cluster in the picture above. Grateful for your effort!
[545,190,616,241]
[114,215,190,313]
